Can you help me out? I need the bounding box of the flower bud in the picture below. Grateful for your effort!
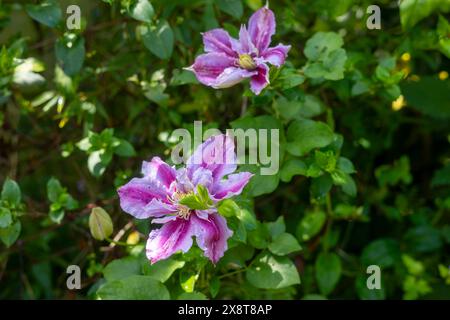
[89,207,113,241]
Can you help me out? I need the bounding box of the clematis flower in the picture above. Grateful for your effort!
[186,4,291,95]
[118,134,253,264]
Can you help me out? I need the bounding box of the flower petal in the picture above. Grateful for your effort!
[146,218,194,264]
[187,53,235,87]
[191,167,213,189]
[145,198,178,217]
[187,134,238,182]
[213,67,257,89]
[142,157,176,189]
[260,44,291,67]
[211,172,253,200]
[203,29,238,57]
[118,178,170,219]
[152,215,178,224]
[248,6,276,53]
[176,168,195,193]
[250,63,270,95]
[232,25,257,55]
[192,213,232,264]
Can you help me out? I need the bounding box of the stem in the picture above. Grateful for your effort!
[218,267,247,279]
[104,237,135,247]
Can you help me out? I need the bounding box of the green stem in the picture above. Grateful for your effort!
[105,237,135,247]
[218,267,247,279]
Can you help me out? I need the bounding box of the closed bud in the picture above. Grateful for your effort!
[89,207,113,240]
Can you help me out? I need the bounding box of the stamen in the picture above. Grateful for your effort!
[169,191,193,219]
[238,54,257,70]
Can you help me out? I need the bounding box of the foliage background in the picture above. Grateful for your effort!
[0,0,449,299]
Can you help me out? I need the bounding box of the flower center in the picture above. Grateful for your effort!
[238,54,257,70]
[170,191,193,220]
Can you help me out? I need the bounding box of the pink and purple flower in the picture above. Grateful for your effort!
[118,134,253,264]
[186,4,291,95]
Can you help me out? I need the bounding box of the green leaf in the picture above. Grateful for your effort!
[400,0,450,30]
[296,210,326,242]
[341,175,357,197]
[310,174,333,199]
[237,208,257,231]
[49,209,65,224]
[219,244,254,268]
[248,222,270,249]
[266,216,286,238]
[196,184,213,206]
[170,69,199,86]
[55,35,85,76]
[286,119,334,156]
[128,0,154,23]
[361,238,400,268]
[274,95,325,121]
[140,20,174,60]
[180,273,199,293]
[0,208,12,228]
[141,258,185,282]
[114,139,136,157]
[178,187,212,210]
[321,48,347,80]
[1,178,21,205]
[330,169,349,186]
[246,252,300,289]
[88,150,110,177]
[268,233,302,256]
[97,275,170,300]
[228,216,247,243]
[218,199,240,217]
[402,254,425,276]
[26,1,62,28]
[315,150,337,173]
[0,220,21,247]
[315,252,342,295]
[210,277,221,298]
[375,156,412,187]
[89,207,113,241]
[437,15,450,58]
[230,115,283,195]
[432,164,450,187]
[47,177,64,203]
[239,163,280,197]
[403,275,431,300]
[404,226,442,253]
[177,292,207,300]
[103,257,141,282]
[216,0,243,19]
[401,77,450,119]
[280,159,308,182]
[337,157,356,174]
[304,32,344,61]
[333,204,365,221]
[303,32,347,80]
[277,67,305,89]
